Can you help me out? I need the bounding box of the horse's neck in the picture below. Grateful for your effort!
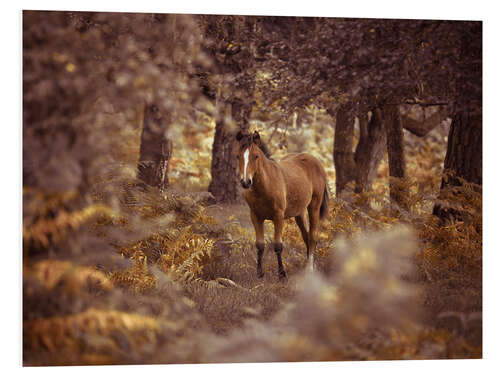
[253,154,278,193]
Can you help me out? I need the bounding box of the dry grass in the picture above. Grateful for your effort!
[23,110,481,365]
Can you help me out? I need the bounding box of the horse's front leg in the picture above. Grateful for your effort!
[272,213,287,280]
[250,211,265,278]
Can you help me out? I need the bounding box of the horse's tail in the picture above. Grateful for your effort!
[319,185,329,220]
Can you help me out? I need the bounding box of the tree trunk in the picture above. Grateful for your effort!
[208,98,252,203]
[384,104,408,209]
[333,104,356,196]
[432,22,482,221]
[137,104,173,193]
[333,105,386,197]
[432,108,482,220]
[354,108,386,193]
[200,16,258,203]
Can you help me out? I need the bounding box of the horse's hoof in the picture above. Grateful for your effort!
[278,271,287,280]
[257,269,264,278]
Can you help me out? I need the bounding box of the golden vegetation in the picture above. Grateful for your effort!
[23,107,481,365]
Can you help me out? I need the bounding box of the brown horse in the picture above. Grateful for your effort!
[236,130,329,279]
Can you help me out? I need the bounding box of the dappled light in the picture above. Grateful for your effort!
[23,11,481,365]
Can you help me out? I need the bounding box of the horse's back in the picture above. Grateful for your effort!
[279,153,326,183]
[278,153,327,218]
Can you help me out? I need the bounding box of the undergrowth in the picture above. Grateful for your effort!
[23,165,482,364]
[23,109,481,364]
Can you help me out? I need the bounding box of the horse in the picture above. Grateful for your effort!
[236,130,329,280]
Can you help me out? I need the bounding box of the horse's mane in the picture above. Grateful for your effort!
[239,133,272,159]
[257,141,272,159]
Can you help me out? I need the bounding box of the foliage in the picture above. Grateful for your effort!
[249,18,479,115]
[205,227,423,362]
[24,99,481,364]
[23,11,481,366]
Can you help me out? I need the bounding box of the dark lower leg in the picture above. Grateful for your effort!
[274,242,286,279]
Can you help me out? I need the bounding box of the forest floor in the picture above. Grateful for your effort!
[23,113,482,364]
[188,199,305,335]
[205,203,253,231]
[164,189,482,355]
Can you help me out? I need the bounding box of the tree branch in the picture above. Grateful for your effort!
[401,107,449,137]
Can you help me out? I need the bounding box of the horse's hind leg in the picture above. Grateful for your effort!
[250,211,265,278]
[272,214,287,280]
[294,212,310,257]
[307,198,321,270]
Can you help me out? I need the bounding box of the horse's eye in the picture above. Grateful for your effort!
[254,155,259,160]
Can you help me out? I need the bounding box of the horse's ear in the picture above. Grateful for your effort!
[252,131,261,144]
[236,130,244,141]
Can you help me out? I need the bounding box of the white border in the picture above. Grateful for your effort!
[4,1,498,374]
[13,0,488,19]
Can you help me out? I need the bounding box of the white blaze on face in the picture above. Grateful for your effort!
[243,148,250,181]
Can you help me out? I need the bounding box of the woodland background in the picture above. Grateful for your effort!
[22,10,482,365]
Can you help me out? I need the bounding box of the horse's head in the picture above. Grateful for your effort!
[236,130,264,189]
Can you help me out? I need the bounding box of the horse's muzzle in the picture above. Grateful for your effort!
[240,178,252,189]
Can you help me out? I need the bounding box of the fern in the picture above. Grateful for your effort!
[25,259,113,292]
[24,204,113,248]
[24,308,160,363]
[170,238,215,281]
